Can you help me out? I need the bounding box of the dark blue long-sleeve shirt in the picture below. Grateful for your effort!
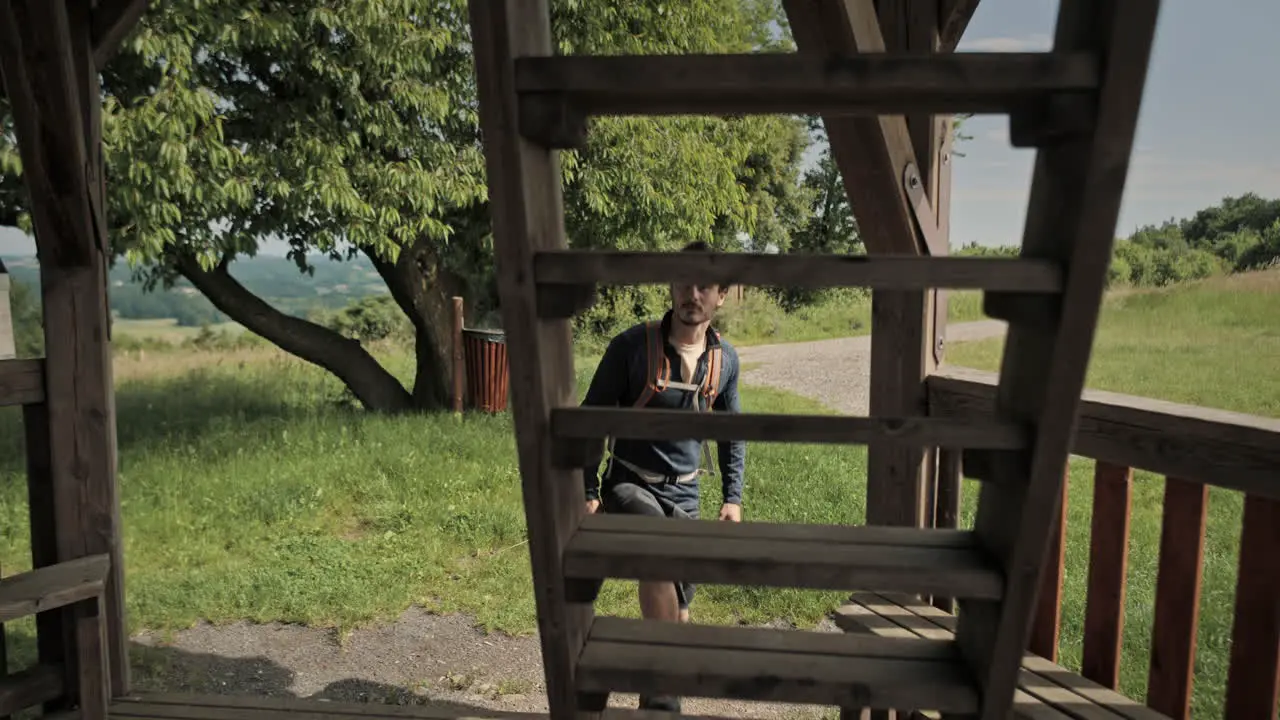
[580,311,746,505]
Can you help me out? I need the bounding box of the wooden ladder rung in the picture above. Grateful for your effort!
[577,616,980,713]
[0,663,65,717]
[565,515,1004,599]
[516,52,1098,117]
[533,250,1064,292]
[0,554,110,624]
[552,407,1029,449]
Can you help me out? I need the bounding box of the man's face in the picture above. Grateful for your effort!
[671,282,726,326]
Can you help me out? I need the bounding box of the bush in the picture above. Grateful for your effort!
[317,294,412,344]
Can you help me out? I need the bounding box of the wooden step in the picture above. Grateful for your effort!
[564,514,1004,599]
[516,52,1097,117]
[0,554,110,623]
[576,616,980,713]
[534,250,1064,292]
[552,407,1028,450]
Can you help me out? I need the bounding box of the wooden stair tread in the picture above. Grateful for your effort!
[514,52,1098,116]
[577,617,979,712]
[533,250,1064,292]
[552,407,1028,449]
[565,515,1004,599]
[0,554,110,624]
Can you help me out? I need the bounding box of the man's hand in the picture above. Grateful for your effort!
[585,499,601,514]
[718,503,741,522]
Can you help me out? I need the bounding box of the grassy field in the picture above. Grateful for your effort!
[113,317,246,343]
[0,270,1275,719]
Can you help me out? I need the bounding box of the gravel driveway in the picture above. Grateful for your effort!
[737,319,1007,414]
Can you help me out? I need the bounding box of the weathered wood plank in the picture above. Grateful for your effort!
[551,407,1029,448]
[938,0,982,51]
[0,664,64,717]
[1081,461,1132,690]
[0,555,109,624]
[22,401,70,714]
[579,513,977,547]
[110,692,545,719]
[1145,478,1207,720]
[1028,469,1067,663]
[564,519,1005,599]
[955,2,1163,717]
[90,0,148,67]
[533,251,1063,292]
[927,367,1280,501]
[515,53,1097,118]
[467,1,591,717]
[0,358,44,406]
[1223,494,1280,720]
[577,617,979,713]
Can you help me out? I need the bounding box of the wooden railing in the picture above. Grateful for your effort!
[928,367,1280,720]
[0,357,113,719]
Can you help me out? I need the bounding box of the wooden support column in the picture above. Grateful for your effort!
[780,0,950,529]
[0,0,128,698]
[868,0,949,529]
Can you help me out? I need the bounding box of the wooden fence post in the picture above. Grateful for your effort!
[452,296,465,413]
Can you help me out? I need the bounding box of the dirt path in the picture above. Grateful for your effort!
[130,321,1008,718]
[737,319,1007,414]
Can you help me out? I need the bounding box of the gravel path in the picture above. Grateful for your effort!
[129,321,1007,718]
[737,319,1007,414]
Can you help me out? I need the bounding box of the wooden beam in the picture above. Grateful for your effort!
[0,358,45,406]
[0,555,109,624]
[533,251,1063,291]
[514,52,1096,119]
[780,0,924,256]
[90,0,147,67]
[939,0,982,52]
[467,1,592,718]
[927,366,1280,501]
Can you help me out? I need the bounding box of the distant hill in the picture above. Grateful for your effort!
[0,254,388,326]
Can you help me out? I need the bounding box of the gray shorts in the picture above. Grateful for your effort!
[601,480,700,608]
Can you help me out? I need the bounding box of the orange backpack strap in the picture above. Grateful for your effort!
[632,320,669,408]
[700,332,723,411]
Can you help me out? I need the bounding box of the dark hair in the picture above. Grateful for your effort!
[678,240,729,291]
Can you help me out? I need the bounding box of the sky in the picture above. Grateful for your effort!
[2,0,1277,256]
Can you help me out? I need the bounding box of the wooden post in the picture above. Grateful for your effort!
[452,296,465,413]
[0,0,128,699]
[0,259,15,360]
[1146,477,1208,720]
[1224,494,1280,719]
[1028,467,1068,662]
[1082,461,1133,689]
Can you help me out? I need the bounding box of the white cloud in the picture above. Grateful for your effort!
[957,33,1053,52]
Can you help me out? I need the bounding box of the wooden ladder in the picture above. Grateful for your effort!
[467,0,1162,718]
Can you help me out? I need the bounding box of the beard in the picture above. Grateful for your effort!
[676,303,709,325]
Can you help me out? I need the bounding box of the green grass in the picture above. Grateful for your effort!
[1,270,1273,720]
[945,269,1280,719]
[716,288,987,346]
[113,317,246,343]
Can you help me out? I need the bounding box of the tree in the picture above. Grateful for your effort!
[0,0,807,412]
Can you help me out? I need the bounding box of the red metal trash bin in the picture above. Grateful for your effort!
[462,328,509,413]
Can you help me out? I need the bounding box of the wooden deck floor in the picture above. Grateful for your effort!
[110,693,548,720]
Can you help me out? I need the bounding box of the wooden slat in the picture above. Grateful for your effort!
[844,593,1170,720]
[564,516,1003,599]
[927,367,1280,501]
[90,0,148,67]
[515,52,1097,116]
[22,401,69,714]
[551,408,1028,448]
[0,358,44,406]
[0,664,64,716]
[955,2,1163,718]
[1081,462,1132,690]
[931,448,963,613]
[466,1,591,717]
[1223,494,1280,719]
[579,513,977,547]
[1145,478,1207,720]
[578,617,979,713]
[533,251,1063,292]
[939,0,982,51]
[1028,468,1068,662]
[0,555,108,624]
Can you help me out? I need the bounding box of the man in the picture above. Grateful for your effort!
[579,240,745,713]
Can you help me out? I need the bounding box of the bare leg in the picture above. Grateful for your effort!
[678,607,689,622]
[639,581,680,622]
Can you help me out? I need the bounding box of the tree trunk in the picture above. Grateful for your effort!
[173,252,415,414]
[362,236,463,411]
